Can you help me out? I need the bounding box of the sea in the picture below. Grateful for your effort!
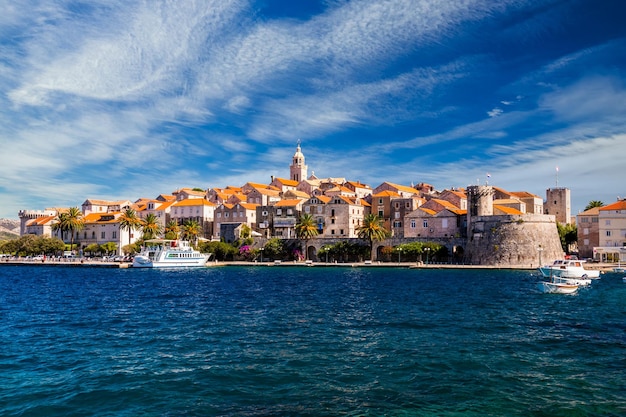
[1,265,624,417]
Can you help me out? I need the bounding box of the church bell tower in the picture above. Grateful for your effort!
[290,140,308,182]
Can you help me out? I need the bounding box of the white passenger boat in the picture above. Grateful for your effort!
[132,239,209,268]
[538,259,600,280]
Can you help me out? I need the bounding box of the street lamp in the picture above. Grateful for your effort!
[424,247,430,265]
[259,247,264,263]
[397,247,403,264]
[537,245,543,267]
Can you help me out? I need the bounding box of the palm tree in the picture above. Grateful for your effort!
[181,220,201,246]
[295,213,318,261]
[357,213,389,261]
[119,208,142,247]
[52,207,84,254]
[164,220,180,240]
[584,200,604,211]
[51,212,68,242]
[141,213,162,240]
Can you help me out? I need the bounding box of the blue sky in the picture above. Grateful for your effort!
[1,0,625,219]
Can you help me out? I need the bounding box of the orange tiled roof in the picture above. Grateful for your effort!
[373,190,401,198]
[273,177,299,187]
[494,205,523,215]
[275,199,303,207]
[600,200,626,211]
[238,202,259,210]
[173,199,216,207]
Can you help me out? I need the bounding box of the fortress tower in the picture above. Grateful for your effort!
[466,185,494,238]
[290,141,308,182]
[545,187,571,224]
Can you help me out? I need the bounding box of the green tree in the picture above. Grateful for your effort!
[119,208,142,246]
[164,220,180,240]
[584,200,604,211]
[261,238,287,261]
[357,213,390,261]
[181,220,201,246]
[84,243,101,256]
[199,240,237,261]
[100,241,118,255]
[557,222,578,254]
[141,213,162,240]
[295,213,318,260]
[52,207,84,253]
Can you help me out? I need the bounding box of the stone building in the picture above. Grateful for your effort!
[576,206,601,259]
[545,187,571,224]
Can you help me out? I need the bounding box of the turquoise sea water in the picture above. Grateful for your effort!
[1,265,625,416]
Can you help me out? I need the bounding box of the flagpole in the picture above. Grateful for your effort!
[556,166,559,187]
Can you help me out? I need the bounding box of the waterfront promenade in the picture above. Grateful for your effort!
[0,257,619,272]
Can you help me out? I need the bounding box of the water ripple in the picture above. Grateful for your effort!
[1,266,625,416]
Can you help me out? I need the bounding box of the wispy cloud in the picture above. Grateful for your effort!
[0,0,624,218]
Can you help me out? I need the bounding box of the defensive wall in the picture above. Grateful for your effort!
[254,213,563,267]
[464,213,563,267]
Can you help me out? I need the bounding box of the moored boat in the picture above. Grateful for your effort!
[132,239,209,268]
[537,279,579,294]
[538,259,600,279]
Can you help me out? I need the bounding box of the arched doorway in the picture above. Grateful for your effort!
[307,245,317,261]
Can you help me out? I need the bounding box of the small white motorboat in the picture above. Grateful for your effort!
[537,276,580,294]
[539,259,600,279]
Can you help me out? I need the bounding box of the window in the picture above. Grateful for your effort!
[331,209,335,216]
[411,219,416,228]
[378,210,384,217]
[592,217,598,223]
[442,219,448,228]
[394,212,400,219]
[287,209,293,215]
[580,217,589,223]
[395,203,399,209]
[112,231,117,239]
[331,229,335,235]
[406,202,410,208]
[583,228,589,235]
[340,229,344,235]
[423,220,428,228]
[277,209,282,215]
[393,221,402,228]
[606,231,612,237]
[379,198,383,204]
[583,239,589,245]
[331,219,335,224]
[606,220,611,226]
[305,206,310,213]
[101,231,105,239]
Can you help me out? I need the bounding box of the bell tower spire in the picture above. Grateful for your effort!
[290,140,308,182]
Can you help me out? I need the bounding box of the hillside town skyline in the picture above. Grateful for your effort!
[13,143,626,266]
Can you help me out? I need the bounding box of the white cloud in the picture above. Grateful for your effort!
[488,108,503,117]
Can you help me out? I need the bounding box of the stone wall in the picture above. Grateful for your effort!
[465,213,563,267]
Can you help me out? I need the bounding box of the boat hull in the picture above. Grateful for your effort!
[132,255,209,268]
[538,260,600,279]
[132,239,210,268]
[538,281,579,294]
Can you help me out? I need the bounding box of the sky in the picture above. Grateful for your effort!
[1,0,625,219]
